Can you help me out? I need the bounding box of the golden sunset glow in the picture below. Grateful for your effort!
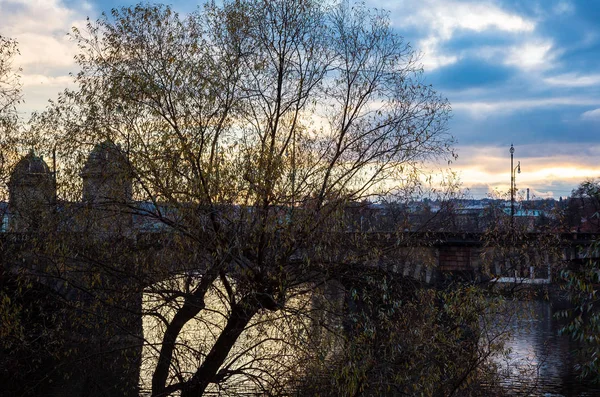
[450,144,600,198]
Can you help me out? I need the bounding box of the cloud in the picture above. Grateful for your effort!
[0,0,91,115]
[553,1,575,16]
[452,142,600,198]
[398,0,535,39]
[374,0,600,198]
[544,73,600,87]
[427,58,513,90]
[20,74,73,88]
[418,37,459,70]
[379,0,536,71]
[504,40,557,71]
[453,96,600,117]
[16,33,79,72]
[581,108,600,121]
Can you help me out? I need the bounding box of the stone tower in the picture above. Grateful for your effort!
[81,141,132,203]
[80,141,132,234]
[8,150,56,231]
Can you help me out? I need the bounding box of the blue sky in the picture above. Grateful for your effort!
[2,0,600,199]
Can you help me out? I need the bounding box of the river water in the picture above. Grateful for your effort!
[495,299,600,396]
[141,292,600,395]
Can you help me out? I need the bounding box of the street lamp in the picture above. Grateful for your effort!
[510,144,521,226]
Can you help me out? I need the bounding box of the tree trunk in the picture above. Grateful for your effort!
[151,298,206,396]
[180,295,259,397]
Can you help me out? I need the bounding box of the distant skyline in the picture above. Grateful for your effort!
[2,0,600,199]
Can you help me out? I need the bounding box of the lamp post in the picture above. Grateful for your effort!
[510,144,520,227]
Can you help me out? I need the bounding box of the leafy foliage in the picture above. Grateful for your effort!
[0,35,22,199]
[296,269,509,396]
[556,179,600,381]
[0,35,21,132]
[16,1,458,395]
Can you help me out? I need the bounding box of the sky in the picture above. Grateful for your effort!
[1,0,600,199]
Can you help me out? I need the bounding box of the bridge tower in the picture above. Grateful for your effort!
[8,150,56,231]
[81,141,133,234]
[80,142,141,395]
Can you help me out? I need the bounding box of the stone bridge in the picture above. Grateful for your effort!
[3,147,600,396]
[3,229,598,285]
[339,230,600,284]
[2,226,600,396]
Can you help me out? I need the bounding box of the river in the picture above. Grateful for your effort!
[495,299,600,396]
[141,289,600,395]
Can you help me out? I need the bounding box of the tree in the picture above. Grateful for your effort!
[22,1,465,395]
[0,35,21,197]
[0,38,103,397]
[0,35,20,132]
[556,179,600,381]
[563,179,600,233]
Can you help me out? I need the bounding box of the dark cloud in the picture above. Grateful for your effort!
[386,0,600,196]
[426,59,513,90]
[449,106,600,147]
[444,30,515,50]
[517,143,600,160]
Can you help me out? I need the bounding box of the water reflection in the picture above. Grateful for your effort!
[496,300,600,396]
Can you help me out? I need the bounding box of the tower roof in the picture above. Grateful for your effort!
[81,141,127,176]
[9,150,52,185]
